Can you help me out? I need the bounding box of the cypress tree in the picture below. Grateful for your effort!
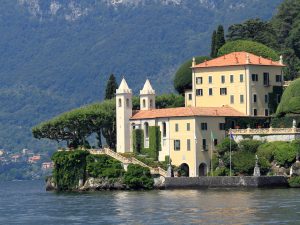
[105,74,118,100]
[210,30,217,58]
[215,25,226,55]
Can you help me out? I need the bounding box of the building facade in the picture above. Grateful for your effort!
[116,52,284,177]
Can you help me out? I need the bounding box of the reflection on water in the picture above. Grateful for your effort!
[0,180,300,224]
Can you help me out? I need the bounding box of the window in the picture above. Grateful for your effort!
[162,122,166,138]
[219,123,226,130]
[230,95,234,104]
[188,94,192,100]
[118,98,122,107]
[196,77,203,84]
[187,123,190,131]
[150,99,153,108]
[230,75,234,83]
[220,88,227,95]
[126,98,130,107]
[209,88,213,96]
[265,94,269,103]
[175,123,179,132]
[187,139,191,151]
[202,139,207,151]
[174,140,180,151]
[209,76,213,84]
[263,72,270,86]
[196,89,203,96]
[142,99,146,108]
[214,139,218,146]
[253,94,257,103]
[221,75,225,84]
[240,74,244,82]
[240,95,244,104]
[252,74,258,82]
[265,109,269,116]
[144,122,149,138]
[276,75,282,82]
[253,109,257,116]
[201,123,208,130]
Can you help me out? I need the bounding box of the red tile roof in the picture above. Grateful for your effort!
[192,52,284,68]
[131,106,245,120]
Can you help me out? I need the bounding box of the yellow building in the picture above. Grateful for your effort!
[116,52,284,177]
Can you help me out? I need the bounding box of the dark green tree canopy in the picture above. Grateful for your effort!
[215,25,226,53]
[173,56,210,94]
[217,40,279,61]
[105,74,118,100]
[276,78,300,116]
[210,30,217,58]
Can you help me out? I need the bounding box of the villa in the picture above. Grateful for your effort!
[115,52,285,177]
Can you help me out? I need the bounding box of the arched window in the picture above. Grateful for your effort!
[126,98,130,107]
[118,98,122,107]
[162,122,166,138]
[150,99,153,108]
[132,123,136,130]
[144,122,149,138]
[143,99,146,108]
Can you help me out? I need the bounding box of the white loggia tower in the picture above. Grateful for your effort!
[116,78,132,153]
[140,79,156,110]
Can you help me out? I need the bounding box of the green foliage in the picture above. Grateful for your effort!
[141,126,161,160]
[288,176,300,187]
[105,74,118,100]
[173,56,211,94]
[132,129,144,154]
[227,18,278,49]
[210,30,217,58]
[214,167,230,176]
[268,86,283,114]
[215,25,226,56]
[86,154,124,179]
[124,164,154,190]
[239,140,264,153]
[276,78,300,116]
[51,150,89,191]
[217,40,279,61]
[271,115,300,128]
[232,151,255,175]
[156,94,184,109]
[257,142,275,162]
[216,137,238,155]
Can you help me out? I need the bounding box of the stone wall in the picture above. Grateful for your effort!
[164,176,288,189]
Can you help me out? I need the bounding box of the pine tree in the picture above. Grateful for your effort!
[210,30,217,58]
[215,25,226,55]
[105,74,118,100]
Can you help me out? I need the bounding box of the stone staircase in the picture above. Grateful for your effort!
[89,148,168,177]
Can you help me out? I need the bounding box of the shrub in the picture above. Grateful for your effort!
[124,164,154,190]
[257,142,276,162]
[239,140,264,153]
[217,40,279,61]
[273,142,296,167]
[288,176,300,188]
[214,167,230,176]
[232,151,255,175]
[216,137,238,155]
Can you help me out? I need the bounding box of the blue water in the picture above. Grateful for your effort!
[0,180,300,224]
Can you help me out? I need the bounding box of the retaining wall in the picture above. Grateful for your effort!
[164,176,288,189]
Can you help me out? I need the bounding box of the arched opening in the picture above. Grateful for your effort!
[150,99,153,108]
[126,98,130,107]
[162,122,166,138]
[142,99,146,108]
[144,122,149,138]
[179,163,189,177]
[118,98,122,107]
[199,163,207,176]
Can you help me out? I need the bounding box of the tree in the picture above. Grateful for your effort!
[216,137,238,156]
[215,25,226,55]
[105,74,118,100]
[217,40,279,61]
[173,56,210,94]
[124,164,154,190]
[210,30,217,58]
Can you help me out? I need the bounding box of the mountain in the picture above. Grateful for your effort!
[0,0,282,152]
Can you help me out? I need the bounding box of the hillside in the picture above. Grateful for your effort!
[0,0,282,152]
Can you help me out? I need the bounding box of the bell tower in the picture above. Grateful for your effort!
[116,78,132,153]
[140,79,156,110]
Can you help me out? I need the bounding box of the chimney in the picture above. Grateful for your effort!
[259,56,261,64]
[246,53,250,64]
[279,55,283,65]
[192,57,196,67]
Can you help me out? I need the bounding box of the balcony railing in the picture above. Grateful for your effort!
[230,127,300,135]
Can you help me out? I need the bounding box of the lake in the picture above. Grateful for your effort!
[0,180,299,224]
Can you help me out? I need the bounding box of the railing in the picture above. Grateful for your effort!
[89,148,167,177]
[230,127,300,135]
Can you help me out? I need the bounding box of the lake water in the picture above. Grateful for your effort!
[0,180,300,225]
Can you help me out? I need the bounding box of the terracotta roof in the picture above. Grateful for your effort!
[130,106,245,120]
[192,52,284,68]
